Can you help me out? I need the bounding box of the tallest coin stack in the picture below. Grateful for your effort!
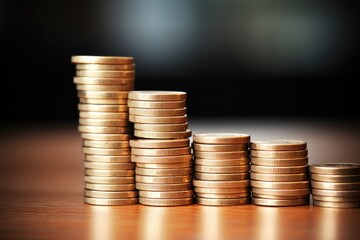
[71,55,138,206]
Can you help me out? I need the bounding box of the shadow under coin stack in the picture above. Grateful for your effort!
[71,55,138,206]
[310,163,360,208]
[128,90,194,206]
[250,140,310,207]
[192,133,251,206]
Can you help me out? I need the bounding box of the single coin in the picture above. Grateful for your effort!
[251,180,310,189]
[194,187,250,194]
[192,143,248,152]
[310,173,360,183]
[252,197,309,206]
[136,167,193,176]
[79,111,129,119]
[310,163,360,175]
[134,129,192,139]
[136,161,193,169]
[74,76,134,85]
[131,154,193,164]
[193,133,250,144]
[194,150,248,159]
[71,55,134,64]
[139,197,193,206]
[251,193,308,200]
[83,140,130,149]
[76,84,134,91]
[82,147,131,156]
[129,114,187,124]
[196,197,250,206]
[136,175,192,184]
[312,195,360,202]
[85,176,135,184]
[195,172,249,181]
[139,190,194,199]
[250,165,308,174]
[129,107,186,117]
[250,157,308,166]
[128,91,187,101]
[79,98,128,105]
[195,158,249,166]
[81,133,131,141]
[85,183,136,191]
[250,172,309,182]
[251,187,311,197]
[313,200,360,208]
[136,182,192,191]
[134,123,188,132]
[84,190,138,199]
[311,181,360,190]
[130,138,189,149]
[76,63,135,70]
[76,70,135,78]
[84,161,134,170]
[84,197,138,206]
[250,149,308,159]
[131,147,191,156]
[78,104,129,112]
[85,169,135,177]
[195,192,250,199]
[85,155,131,163]
[79,126,131,134]
[250,140,307,151]
[79,118,129,127]
[311,189,360,197]
[195,165,250,173]
[77,90,129,99]
[193,180,250,188]
[127,100,186,109]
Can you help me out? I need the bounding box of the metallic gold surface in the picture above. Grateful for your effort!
[252,197,309,206]
[84,176,135,184]
[196,197,250,206]
[76,70,135,78]
[131,146,191,156]
[139,190,194,199]
[192,143,248,152]
[250,157,308,166]
[251,149,308,159]
[78,104,129,112]
[250,164,308,174]
[250,172,309,182]
[136,175,192,184]
[84,161,134,170]
[131,154,193,163]
[135,182,192,191]
[195,165,249,173]
[250,180,310,189]
[250,140,307,151]
[71,55,134,64]
[134,123,188,132]
[76,63,135,70]
[310,163,360,175]
[194,150,248,159]
[128,91,187,101]
[139,197,194,206]
[84,190,138,199]
[134,129,192,139]
[85,183,136,191]
[127,100,186,109]
[313,200,360,208]
[195,158,249,166]
[130,138,190,149]
[194,172,249,181]
[129,115,188,124]
[77,90,129,99]
[129,107,187,116]
[193,180,250,188]
[193,133,250,144]
[84,197,138,205]
[85,169,135,177]
[83,140,130,149]
[135,167,193,176]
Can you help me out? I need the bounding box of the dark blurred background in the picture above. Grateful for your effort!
[1,0,359,127]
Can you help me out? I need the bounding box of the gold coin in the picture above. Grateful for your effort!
[76,84,134,91]
[194,150,248,159]
[129,107,186,116]
[79,98,128,105]
[311,181,360,190]
[129,114,188,124]
[195,158,249,166]
[131,154,193,163]
[85,176,135,184]
[251,193,308,200]
[83,140,130,149]
[195,165,250,173]
[139,190,194,199]
[84,197,138,206]
[136,175,192,184]
[76,63,135,70]
[195,192,250,199]
[313,200,360,208]
[136,167,193,176]
[134,129,192,139]
[85,155,131,163]
[82,147,131,156]
[196,197,250,206]
[134,123,188,132]
[311,189,360,197]
[194,187,250,194]
[84,161,134,170]
[136,182,192,191]
[81,133,131,141]
[127,99,186,109]
[139,197,193,206]
[310,173,360,183]
[250,157,308,166]
[252,197,309,206]
[79,118,129,127]
[251,187,311,197]
[78,104,129,112]
[193,180,250,188]
[84,190,138,199]
[128,91,187,101]
[71,55,134,64]
[250,172,309,182]
[250,149,308,159]
[79,126,131,134]
[250,164,308,174]
[250,180,310,189]
[192,143,248,152]
[193,133,250,144]
[85,183,136,191]
[195,172,249,181]
[250,140,307,151]
[76,70,135,78]
[312,195,360,202]
[130,138,189,149]
[74,76,134,85]
[131,147,191,156]
[79,111,129,119]
[136,161,193,169]
[77,90,129,99]
[310,163,360,175]
[85,169,135,177]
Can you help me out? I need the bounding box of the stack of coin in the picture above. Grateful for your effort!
[71,55,138,206]
[128,90,194,206]
[310,163,360,208]
[250,140,310,206]
[192,133,251,206]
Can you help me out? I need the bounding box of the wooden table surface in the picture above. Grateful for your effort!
[1,119,360,240]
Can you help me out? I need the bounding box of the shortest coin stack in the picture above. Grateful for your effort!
[192,133,251,206]
[310,163,360,208]
[250,140,310,207]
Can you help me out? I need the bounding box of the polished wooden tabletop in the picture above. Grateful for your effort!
[1,119,360,240]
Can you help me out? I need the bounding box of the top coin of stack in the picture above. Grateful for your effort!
[310,163,360,208]
[250,140,311,207]
[71,55,137,206]
[128,90,194,206]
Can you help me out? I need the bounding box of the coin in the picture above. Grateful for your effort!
[134,123,188,132]
[128,91,187,101]
[251,193,308,200]
[84,161,134,170]
[85,183,136,191]
[252,197,309,206]
[131,154,193,163]
[85,176,135,184]
[85,155,131,163]
[192,143,248,152]
[250,165,308,174]
[79,111,129,119]
[136,175,192,184]
[74,76,134,85]
[85,169,135,177]
[136,161,193,169]
[250,149,308,159]
[129,115,188,124]
[71,55,134,64]
[195,158,249,166]
[79,118,129,127]
[78,104,129,112]
[76,84,134,91]
[83,140,130,149]
[193,133,250,144]
[194,187,250,194]
[131,146,191,156]
[311,189,360,197]
[81,133,131,141]
[135,167,193,176]
[313,200,360,208]
[129,107,187,116]
[251,187,311,196]
[82,147,131,155]
[139,197,193,206]
[250,180,310,189]
[193,180,250,188]
[250,157,308,166]
[130,138,189,149]
[134,129,192,139]
[79,126,131,134]
[76,63,135,70]
[79,98,128,105]
[250,140,307,151]
[195,192,250,199]
[195,172,249,181]
[76,70,135,78]
[84,197,138,205]
[139,190,194,199]
[195,165,250,173]
[312,195,360,202]
[311,181,360,190]
[136,182,192,191]
[196,197,250,206]
[77,90,129,99]
[194,150,248,159]
[310,163,360,175]
[84,190,138,199]
[250,172,309,182]
[127,100,186,109]
[310,173,360,183]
